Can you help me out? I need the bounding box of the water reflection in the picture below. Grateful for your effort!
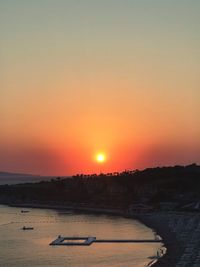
[0,205,161,267]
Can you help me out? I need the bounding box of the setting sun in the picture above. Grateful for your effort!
[96,153,106,163]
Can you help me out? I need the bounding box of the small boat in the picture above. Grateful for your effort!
[22,226,34,230]
[21,210,30,213]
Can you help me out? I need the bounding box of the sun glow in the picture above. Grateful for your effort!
[96,153,106,163]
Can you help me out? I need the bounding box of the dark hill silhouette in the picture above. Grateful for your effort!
[0,164,200,211]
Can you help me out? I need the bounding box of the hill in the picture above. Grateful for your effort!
[0,164,200,211]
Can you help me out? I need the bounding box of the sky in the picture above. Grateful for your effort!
[0,0,200,175]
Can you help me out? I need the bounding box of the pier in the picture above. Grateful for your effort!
[50,236,162,246]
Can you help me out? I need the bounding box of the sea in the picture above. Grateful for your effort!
[0,205,162,267]
[0,174,57,185]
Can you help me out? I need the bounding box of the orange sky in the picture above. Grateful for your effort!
[1,1,200,175]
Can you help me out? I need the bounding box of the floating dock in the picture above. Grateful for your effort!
[50,236,96,246]
[50,236,162,246]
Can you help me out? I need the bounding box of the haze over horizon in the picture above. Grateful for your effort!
[1,0,200,175]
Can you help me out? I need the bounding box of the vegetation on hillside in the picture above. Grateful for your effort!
[0,164,200,211]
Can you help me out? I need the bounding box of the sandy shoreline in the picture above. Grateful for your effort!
[6,202,199,267]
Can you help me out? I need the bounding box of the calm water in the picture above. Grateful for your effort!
[0,176,53,185]
[0,205,162,267]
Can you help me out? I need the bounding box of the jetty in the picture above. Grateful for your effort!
[50,236,162,246]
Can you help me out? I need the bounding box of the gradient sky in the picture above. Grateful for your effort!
[1,0,200,175]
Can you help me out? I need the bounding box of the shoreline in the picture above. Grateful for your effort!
[137,214,182,267]
[8,202,125,215]
[3,202,192,267]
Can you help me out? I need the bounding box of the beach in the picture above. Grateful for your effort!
[139,212,200,267]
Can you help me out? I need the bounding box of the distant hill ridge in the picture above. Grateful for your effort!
[0,163,200,207]
[0,171,39,177]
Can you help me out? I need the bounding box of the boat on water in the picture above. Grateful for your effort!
[22,226,34,230]
[21,210,30,213]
